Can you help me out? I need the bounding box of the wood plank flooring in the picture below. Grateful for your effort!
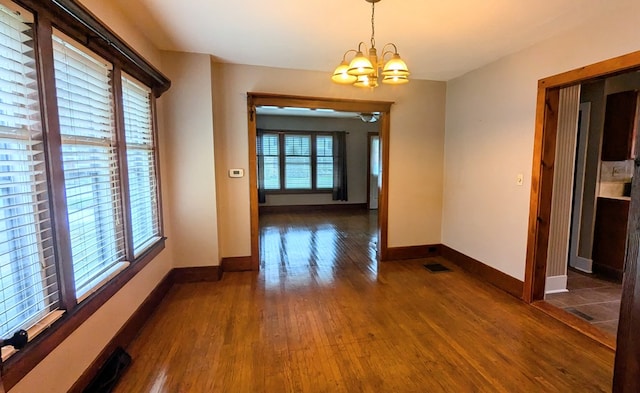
[114,210,614,392]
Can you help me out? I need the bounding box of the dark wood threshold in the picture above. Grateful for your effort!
[67,270,175,393]
[259,203,368,214]
[384,244,440,261]
[532,300,616,351]
[441,245,524,299]
[221,256,254,272]
[172,266,223,283]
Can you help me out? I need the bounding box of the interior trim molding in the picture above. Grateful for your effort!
[172,266,223,283]
[441,245,524,299]
[221,256,254,272]
[384,244,440,261]
[259,203,367,214]
[544,275,568,294]
[67,270,175,393]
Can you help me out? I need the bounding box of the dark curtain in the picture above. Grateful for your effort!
[332,131,348,201]
[256,130,266,203]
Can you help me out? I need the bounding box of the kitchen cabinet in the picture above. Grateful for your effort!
[601,90,638,161]
[592,196,629,281]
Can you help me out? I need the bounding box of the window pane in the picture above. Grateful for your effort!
[260,134,279,190]
[0,4,58,337]
[316,135,333,189]
[122,75,159,254]
[284,135,311,189]
[285,156,311,189]
[53,33,125,298]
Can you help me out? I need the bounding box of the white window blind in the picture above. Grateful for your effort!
[52,33,125,299]
[0,5,58,337]
[316,135,333,189]
[284,134,311,189]
[122,75,160,255]
[260,133,280,190]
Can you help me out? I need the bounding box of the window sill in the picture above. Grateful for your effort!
[1,238,166,391]
[1,310,65,362]
[264,189,333,195]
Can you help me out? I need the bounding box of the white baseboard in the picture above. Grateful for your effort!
[570,256,593,273]
[545,275,568,294]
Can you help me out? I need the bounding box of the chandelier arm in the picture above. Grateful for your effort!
[341,49,359,61]
[381,43,399,55]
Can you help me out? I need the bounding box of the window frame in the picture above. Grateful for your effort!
[0,0,170,390]
[260,130,335,194]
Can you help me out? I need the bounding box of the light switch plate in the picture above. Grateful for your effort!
[516,174,524,186]
[229,168,244,178]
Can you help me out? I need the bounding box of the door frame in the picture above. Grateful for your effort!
[366,132,380,209]
[247,93,394,269]
[523,50,640,392]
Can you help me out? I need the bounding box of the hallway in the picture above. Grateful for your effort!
[114,210,614,392]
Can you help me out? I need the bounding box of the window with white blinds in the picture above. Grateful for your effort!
[258,132,335,192]
[52,33,126,298]
[0,5,58,337]
[260,133,280,190]
[122,75,160,255]
[284,134,311,189]
[316,135,333,189]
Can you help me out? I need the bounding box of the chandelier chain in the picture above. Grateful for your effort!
[370,1,376,48]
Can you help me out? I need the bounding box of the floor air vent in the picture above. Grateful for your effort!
[566,307,594,321]
[84,346,131,392]
[423,263,452,273]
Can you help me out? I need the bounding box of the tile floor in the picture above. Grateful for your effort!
[545,269,622,336]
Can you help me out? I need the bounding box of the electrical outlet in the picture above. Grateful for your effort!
[516,174,524,186]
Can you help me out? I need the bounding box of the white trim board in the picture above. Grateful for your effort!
[545,275,568,294]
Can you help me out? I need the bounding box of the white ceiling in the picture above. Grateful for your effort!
[114,0,628,81]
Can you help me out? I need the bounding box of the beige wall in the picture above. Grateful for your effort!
[211,62,446,257]
[442,1,640,280]
[159,51,220,267]
[9,1,175,392]
[256,115,378,206]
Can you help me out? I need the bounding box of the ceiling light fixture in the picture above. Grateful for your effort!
[359,112,380,123]
[331,0,409,88]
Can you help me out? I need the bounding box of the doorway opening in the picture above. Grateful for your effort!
[524,50,640,390]
[247,93,393,270]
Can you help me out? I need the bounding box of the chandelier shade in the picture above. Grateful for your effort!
[331,0,409,88]
[347,50,375,76]
[331,60,358,84]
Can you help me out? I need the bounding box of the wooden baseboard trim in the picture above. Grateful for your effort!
[67,270,174,393]
[172,266,223,283]
[441,245,524,299]
[221,256,254,272]
[384,244,441,261]
[532,300,616,351]
[259,203,368,214]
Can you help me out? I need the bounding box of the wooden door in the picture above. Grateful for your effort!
[613,125,640,392]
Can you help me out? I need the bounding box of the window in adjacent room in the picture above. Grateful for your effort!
[257,131,337,192]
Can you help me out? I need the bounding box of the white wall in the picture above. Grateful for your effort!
[256,115,378,206]
[159,51,220,267]
[442,1,640,280]
[9,1,174,392]
[211,62,446,257]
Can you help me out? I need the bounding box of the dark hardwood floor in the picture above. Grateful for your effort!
[114,210,614,392]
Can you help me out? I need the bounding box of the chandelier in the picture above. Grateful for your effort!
[331,0,409,88]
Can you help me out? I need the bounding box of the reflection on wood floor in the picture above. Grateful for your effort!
[114,210,613,392]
